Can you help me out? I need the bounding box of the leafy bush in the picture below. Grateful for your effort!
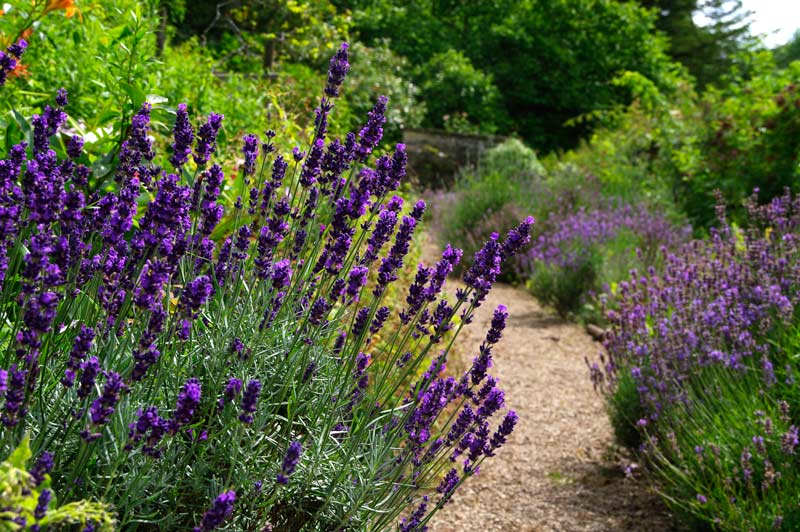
[592,191,800,530]
[527,250,600,317]
[558,52,800,230]
[439,138,687,319]
[0,41,531,530]
[340,40,425,142]
[476,138,545,181]
[438,140,543,277]
[0,436,115,530]
[416,49,507,135]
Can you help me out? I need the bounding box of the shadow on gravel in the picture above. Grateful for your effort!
[551,458,679,532]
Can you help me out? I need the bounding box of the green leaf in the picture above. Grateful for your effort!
[7,435,32,469]
[120,82,147,109]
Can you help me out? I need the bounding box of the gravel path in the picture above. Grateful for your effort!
[423,249,675,531]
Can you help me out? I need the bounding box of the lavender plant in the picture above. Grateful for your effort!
[0,40,530,530]
[592,191,800,529]
[521,201,690,317]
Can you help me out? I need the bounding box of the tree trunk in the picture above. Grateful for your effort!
[263,37,275,77]
[156,4,168,58]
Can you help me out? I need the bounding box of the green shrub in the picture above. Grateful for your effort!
[555,51,800,230]
[416,49,508,135]
[607,369,645,451]
[527,249,600,318]
[439,139,544,277]
[477,138,545,179]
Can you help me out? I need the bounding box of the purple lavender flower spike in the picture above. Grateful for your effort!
[34,489,51,521]
[309,297,331,326]
[30,452,54,486]
[346,266,369,302]
[471,304,508,386]
[400,264,431,324]
[67,135,85,160]
[486,410,518,456]
[411,199,426,221]
[77,356,100,399]
[194,491,236,532]
[180,275,214,330]
[219,377,243,408]
[370,306,391,335]
[399,496,428,532]
[437,469,459,502]
[362,208,398,266]
[352,307,371,338]
[374,216,417,295]
[63,325,95,388]
[446,406,475,445]
[325,43,350,98]
[239,380,261,424]
[0,40,27,86]
[2,365,27,426]
[171,378,201,432]
[500,216,534,260]
[300,139,325,187]
[476,386,505,420]
[128,406,169,457]
[89,372,126,427]
[242,133,259,181]
[194,112,224,166]
[55,88,68,107]
[277,441,302,484]
[356,96,388,162]
[170,103,195,169]
[271,258,292,288]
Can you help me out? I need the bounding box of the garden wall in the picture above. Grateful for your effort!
[403,128,507,188]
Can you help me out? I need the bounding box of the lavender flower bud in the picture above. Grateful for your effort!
[325,43,350,98]
[277,441,302,484]
[194,491,236,532]
[239,380,261,424]
[170,103,194,169]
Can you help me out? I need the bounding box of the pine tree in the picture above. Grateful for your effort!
[635,0,753,87]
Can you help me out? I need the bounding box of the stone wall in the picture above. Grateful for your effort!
[402,128,507,189]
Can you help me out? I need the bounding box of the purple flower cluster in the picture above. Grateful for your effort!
[0,40,26,86]
[522,202,689,273]
[171,103,195,169]
[193,113,224,166]
[593,191,800,527]
[194,491,236,532]
[0,41,528,530]
[325,42,350,98]
[596,193,800,413]
[238,380,261,424]
[277,441,302,485]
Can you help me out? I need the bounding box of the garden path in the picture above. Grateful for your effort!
[421,239,675,532]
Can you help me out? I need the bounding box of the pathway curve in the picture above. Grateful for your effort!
[423,242,675,531]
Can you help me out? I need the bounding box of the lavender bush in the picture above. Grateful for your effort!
[521,201,690,317]
[439,140,688,320]
[592,191,800,529]
[0,41,531,530]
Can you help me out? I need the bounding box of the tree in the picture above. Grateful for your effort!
[775,30,800,68]
[171,1,350,75]
[345,0,677,151]
[634,0,754,88]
